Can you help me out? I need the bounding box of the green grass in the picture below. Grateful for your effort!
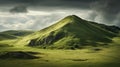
[0,35,119,67]
[0,35,120,67]
[0,43,120,67]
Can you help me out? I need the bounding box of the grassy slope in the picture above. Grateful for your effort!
[12,15,75,47]
[21,15,116,49]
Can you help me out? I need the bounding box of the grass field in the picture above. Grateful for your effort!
[0,37,120,67]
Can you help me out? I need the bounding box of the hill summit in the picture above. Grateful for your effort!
[25,15,119,49]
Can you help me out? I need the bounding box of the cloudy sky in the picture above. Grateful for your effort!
[0,0,120,31]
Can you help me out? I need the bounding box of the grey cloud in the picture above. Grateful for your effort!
[0,0,120,32]
[0,14,64,31]
[2,0,119,27]
[9,5,28,13]
[91,0,120,26]
[0,0,95,8]
[28,14,64,30]
[0,25,7,31]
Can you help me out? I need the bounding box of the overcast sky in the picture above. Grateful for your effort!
[0,0,120,31]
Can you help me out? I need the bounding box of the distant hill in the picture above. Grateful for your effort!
[0,30,34,40]
[1,30,34,37]
[0,33,17,40]
[14,15,120,49]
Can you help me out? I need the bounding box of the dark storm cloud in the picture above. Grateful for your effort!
[0,0,95,8]
[0,0,120,27]
[10,5,28,13]
[0,0,98,14]
[1,0,119,16]
[91,0,120,26]
[92,0,120,18]
[0,0,119,11]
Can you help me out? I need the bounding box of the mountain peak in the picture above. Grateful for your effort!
[68,15,79,17]
[66,15,82,19]
[64,15,83,22]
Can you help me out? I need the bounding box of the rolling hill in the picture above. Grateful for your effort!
[13,15,119,49]
[0,33,17,40]
[0,30,34,40]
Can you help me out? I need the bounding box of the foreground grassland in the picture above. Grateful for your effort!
[0,33,120,67]
[0,37,120,67]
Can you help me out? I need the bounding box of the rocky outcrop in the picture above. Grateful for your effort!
[29,31,66,46]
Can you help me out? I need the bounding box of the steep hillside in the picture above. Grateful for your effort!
[15,15,119,49]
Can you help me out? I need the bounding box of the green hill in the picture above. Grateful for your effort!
[0,33,17,40]
[15,15,119,49]
[1,30,34,37]
[0,30,34,40]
